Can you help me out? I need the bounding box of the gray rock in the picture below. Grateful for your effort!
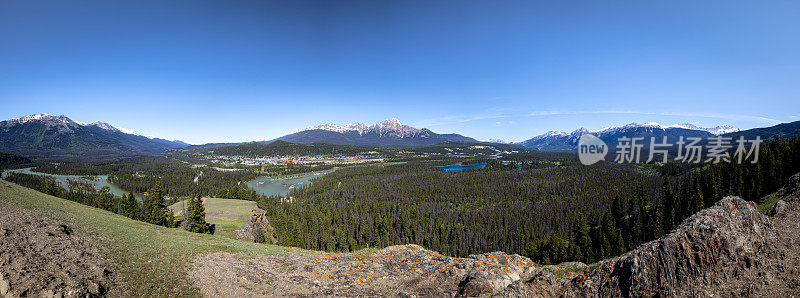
[770,200,788,216]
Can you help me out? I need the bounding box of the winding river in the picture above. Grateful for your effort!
[3,161,409,200]
[1,167,144,201]
[244,161,408,197]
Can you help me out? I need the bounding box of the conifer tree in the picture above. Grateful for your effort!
[121,192,141,220]
[185,196,211,233]
[143,181,173,227]
[573,216,593,263]
[662,177,675,232]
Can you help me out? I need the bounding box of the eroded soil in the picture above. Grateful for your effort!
[0,203,111,297]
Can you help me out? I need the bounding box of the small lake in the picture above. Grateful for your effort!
[433,163,488,172]
[245,169,337,197]
[1,167,144,201]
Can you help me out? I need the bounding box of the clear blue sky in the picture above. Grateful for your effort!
[1,0,798,144]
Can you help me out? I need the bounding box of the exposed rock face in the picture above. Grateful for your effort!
[189,244,539,297]
[770,200,788,216]
[586,197,777,296]
[499,196,800,297]
[459,252,538,296]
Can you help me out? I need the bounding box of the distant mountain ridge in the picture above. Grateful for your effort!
[0,113,189,159]
[518,122,740,151]
[275,118,479,146]
[518,120,800,152]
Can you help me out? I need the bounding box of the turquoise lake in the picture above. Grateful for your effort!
[433,163,488,172]
[245,169,336,197]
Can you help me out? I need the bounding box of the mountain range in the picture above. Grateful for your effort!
[3,113,799,159]
[273,118,479,146]
[517,122,742,151]
[0,114,189,159]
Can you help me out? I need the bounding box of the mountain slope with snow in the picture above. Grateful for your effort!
[518,122,738,151]
[275,119,479,146]
[0,113,189,159]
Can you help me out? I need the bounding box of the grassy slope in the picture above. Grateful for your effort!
[169,197,259,239]
[758,177,799,213]
[0,180,309,297]
[759,192,784,213]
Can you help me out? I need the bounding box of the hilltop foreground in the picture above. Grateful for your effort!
[1,178,800,297]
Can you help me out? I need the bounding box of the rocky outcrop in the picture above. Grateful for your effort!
[458,252,538,296]
[499,196,800,297]
[586,197,777,296]
[190,244,541,297]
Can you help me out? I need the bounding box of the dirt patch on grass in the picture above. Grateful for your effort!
[0,203,112,297]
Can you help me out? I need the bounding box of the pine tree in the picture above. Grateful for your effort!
[573,216,593,263]
[185,196,211,233]
[143,182,173,227]
[636,203,649,244]
[121,192,141,220]
[693,187,705,214]
[549,235,567,264]
[662,177,675,232]
[649,202,664,240]
[600,210,616,258]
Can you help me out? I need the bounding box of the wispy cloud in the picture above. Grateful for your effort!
[528,110,784,124]
[415,109,785,130]
[414,114,511,127]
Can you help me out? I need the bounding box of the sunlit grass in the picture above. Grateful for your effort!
[169,197,258,239]
[0,180,309,297]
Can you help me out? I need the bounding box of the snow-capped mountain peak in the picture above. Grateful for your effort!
[5,113,72,125]
[519,122,741,151]
[0,113,170,140]
[527,130,569,142]
[483,138,510,144]
[523,122,739,145]
[297,119,424,138]
[372,118,421,137]
[1,113,80,133]
[665,123,740,135]
[586,122,739,136]
[86,121,120,132]
[115,127,159,139]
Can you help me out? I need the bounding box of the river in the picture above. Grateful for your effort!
[245,169,336,197]
[1,167,144,201]
[245,161,408,197]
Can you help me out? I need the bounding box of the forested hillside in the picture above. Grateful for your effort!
[0,152,36,169]
[258,136,800,264]
[0,114,188,159]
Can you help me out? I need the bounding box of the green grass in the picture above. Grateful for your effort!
[169,197,258,239]
[0,180,311,297]
[757,183,798,214]
[759,193,781,213]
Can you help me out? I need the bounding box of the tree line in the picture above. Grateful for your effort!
[3,173,211,234]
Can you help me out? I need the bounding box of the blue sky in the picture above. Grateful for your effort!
[1,0,798,144]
